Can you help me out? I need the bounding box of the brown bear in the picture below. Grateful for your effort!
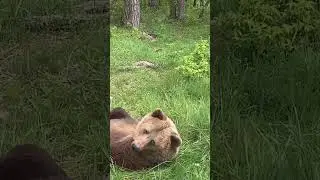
[110,107,182,171]
[1,145,110,180]
[0,144,72,180]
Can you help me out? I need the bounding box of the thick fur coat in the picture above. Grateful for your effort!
[110,107,182,171]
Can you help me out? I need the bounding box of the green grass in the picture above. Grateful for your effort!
[213,49,320,179]
[212,1,320,178]
[110,9,210,180]
[0,0,108,179]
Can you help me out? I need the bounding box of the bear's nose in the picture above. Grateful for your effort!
[132,143,140,152]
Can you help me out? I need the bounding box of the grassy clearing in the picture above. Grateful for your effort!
[213,49,320,179]
[110,8,210,180]
[0,0,108,179]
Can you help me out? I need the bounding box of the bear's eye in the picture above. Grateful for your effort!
[150,140,155,145]
[143,129,149,134]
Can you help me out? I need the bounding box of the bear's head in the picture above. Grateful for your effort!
[131,108,182,164]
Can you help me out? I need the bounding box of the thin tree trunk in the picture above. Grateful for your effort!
[169,0,177,19]
[170,0,185,20]
[193,0,197,7]
[123,0,140,28]
[178,0,185,19]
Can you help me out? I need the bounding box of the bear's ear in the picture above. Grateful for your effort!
[151,108,166,120]
[170,134,182,148]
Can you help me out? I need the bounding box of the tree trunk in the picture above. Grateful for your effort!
[178,0,185,19]
[149,0,159,8]
[170,0,185,20]
[169,0,177,19]
[193,0,197,7]
[123,0,140,28]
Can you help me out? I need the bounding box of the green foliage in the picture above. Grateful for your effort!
[176,40,209,78]
[213,0,320,179]
[213,0,320,60]
[110,0,124,24]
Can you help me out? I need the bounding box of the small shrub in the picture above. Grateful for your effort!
[176,40,209,78]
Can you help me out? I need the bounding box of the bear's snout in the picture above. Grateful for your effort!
[132,143,141,152]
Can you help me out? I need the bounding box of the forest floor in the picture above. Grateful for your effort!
[110,8,210,180]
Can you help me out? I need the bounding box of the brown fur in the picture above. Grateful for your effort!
[110,107,182,171]
[0,144,71,180]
